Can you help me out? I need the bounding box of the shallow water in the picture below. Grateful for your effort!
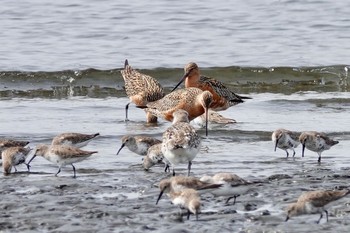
[1,89,350,232]
[1,0,350,232]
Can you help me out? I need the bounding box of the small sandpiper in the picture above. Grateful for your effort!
[0,139,30,159]
[142,143,170,172]
[161,109,201,176]
[299,131,339,163]
[286,189,350,224]
[117,135,161,156]
[28,144,98,178]
[271,128,300,157]
[51,132,100,148]
[2,146,32,175]
[200,172,256,205]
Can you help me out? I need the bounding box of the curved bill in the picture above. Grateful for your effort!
[116,144,125,155]
[205,107,209,137]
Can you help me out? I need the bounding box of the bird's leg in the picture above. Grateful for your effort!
[318,152,322,163]
[187,161,192,176]
[285,150,289,158]
[125,102,131,122]
[316,212,323,224]
[187,210,191,220]
[25,163,31,172]
[14,166,18,172]
[225,195,239,205]
[72,164,76,178]
[164,164,170,173]
[172,166,176,176]
[325,210,328,222]
[55,167,61,176]
[292,149,296,157]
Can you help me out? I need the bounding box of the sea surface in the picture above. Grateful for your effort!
[1,0,350,232]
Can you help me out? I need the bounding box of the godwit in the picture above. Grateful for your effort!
[299,131,339,163]
[52,132,99,148]
[141,87,213,136]
[117,135,161,156]
[172,62,251,111]
[192,109,236,128]
[161,109,201,176]
[286,189,350,223]
[28,144,98,178]
[271,128,300,158]
[120,59,165,123]
[2,146,32,174]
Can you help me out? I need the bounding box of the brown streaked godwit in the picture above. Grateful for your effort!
[141,87,213,136]
[28,144,98,178]
[172,62,251,111]
[299,131,339,163]
[272,128,300,158]
[286,189,350,224]
[52,132,100,148]
[2,146,32,175]
[116,135,161,156]
[120,59,165,123]
[161,109,201,176]
[199,172,256,205]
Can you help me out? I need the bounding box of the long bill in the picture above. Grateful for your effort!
[171,71,190,92]
[156,190,164,205]
[205,107,209,137]
[274,139,279,152]
[116,144,125,155]
[27,154,37,166]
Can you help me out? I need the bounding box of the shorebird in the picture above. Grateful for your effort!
[286,189,350,224]
[199,172,255,205]
[117,135,161,156]
[271,128,300,157]
[161,109,201,176]
[299,131,339,163]
[28,144,98,178]
[2,146,32,175]
[51,132,99,148]
[120,59,165,123]
[168,188,201,220]
[172,62,251,111]
[156,176,222,204]
[141,87,213,136]
[142,143,170,172]
[192,109,236,128]
[0,139,30,159]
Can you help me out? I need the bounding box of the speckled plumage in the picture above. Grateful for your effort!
[52,132,99,148]
[161,110,201,176]
[142,143,170,172]
[299,131,339,163]
[2,146,32,175]
[272,128,300,157]
[200,172,253,204]
[121,59,165,122]
[286,189,350,223]
[28,144,98,178]
[117,135,161,156]
[145,87,213,123]
[0,139,30,159]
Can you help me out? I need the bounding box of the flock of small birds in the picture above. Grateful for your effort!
[1,59,346,225]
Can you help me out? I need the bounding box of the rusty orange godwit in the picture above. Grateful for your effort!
[172,62,251,111]
[140,87,213,136]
